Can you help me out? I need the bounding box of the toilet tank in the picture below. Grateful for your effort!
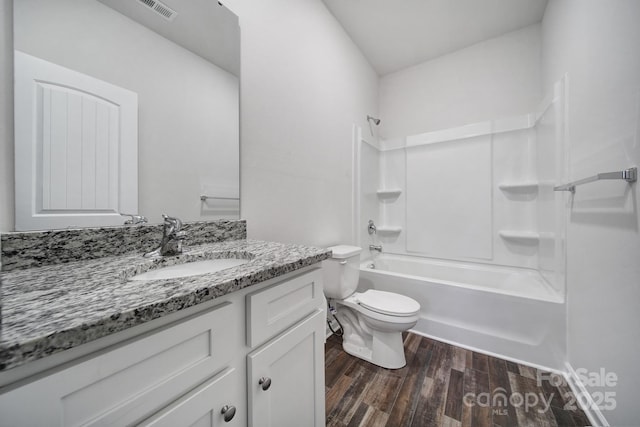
[322,245,362,300]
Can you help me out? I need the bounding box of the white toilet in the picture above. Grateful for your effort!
[323,245,420,369]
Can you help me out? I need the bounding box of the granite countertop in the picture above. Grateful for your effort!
[0,239,331,371]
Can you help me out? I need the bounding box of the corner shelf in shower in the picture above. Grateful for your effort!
[376,226,402,234]
[497,182,539,193]
[499,230,540,243]
[376,188,402,199]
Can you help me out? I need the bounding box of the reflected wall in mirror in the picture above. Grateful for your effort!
[13,0,240,231]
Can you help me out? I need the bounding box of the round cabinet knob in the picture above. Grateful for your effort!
[258,377,272,391]
[221,405,236,422]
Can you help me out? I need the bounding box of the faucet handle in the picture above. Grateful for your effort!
[162,214,183,230]
[368,219,377,235]
[120,213,148,225]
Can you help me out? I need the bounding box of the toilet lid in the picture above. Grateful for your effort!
[357,290,420,316]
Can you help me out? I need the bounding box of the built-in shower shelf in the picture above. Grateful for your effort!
[498,182,539,193]
[538,232,556,241]
[499,230,540,243]
[376,188,402,198]
[376,226,402,234]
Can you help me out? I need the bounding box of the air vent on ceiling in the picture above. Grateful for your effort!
[137,0,177,22]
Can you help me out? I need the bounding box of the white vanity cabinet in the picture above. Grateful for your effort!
[247,311,325,427]
[0,302,241,427]
[138,367,241,427]
[0,266,325,427]
[246,270,325,427]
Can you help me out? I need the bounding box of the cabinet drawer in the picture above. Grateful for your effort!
[138,367,240,427]
[246,269,323,347]
[0,302,236,427]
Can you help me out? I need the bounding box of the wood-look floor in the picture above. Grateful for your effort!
[325,333,590,427]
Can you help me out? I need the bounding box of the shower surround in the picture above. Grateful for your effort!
[354,80,568,370]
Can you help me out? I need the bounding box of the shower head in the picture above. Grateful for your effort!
[367,115,381,126]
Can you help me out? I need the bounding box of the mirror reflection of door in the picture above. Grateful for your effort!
[13,0,240,231]
[14,51,138,231]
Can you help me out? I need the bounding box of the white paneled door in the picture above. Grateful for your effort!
[14,50,138,230]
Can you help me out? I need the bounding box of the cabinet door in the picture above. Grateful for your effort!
[0,302,236,427]
[138,367,242,427]
[247,309,325,427]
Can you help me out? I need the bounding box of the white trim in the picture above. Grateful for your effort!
[406,121,492,147]
[409,330,609,426]
[564,363,610,427]
[379,136,406,151]
[376,188,402,198]
[408,328,566,376]
[360,136,381,151]
[378,81,563,154]
[535,89,559,123]
[376,226,402,234]
[351,125,362,246]
[380,113,536,152]
[498,230,540,243]
[325,329,333,340]
[497,182,539,192]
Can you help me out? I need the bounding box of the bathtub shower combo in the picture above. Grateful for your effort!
[349,82,570,371]
[360,254,564,370]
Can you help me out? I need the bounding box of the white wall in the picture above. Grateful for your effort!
[0,0,13,232]
[3,0,380,245]
[542,1,640,425]
[379,24,541,139]
[12,0,239,227]
[226,0,379,247]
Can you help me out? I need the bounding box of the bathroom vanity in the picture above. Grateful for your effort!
[0,220,330,426]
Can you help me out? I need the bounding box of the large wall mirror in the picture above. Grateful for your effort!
[13,0,240,230]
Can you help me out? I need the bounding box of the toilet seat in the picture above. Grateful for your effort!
[337,291,420,332]
[323,244,420,369]
[356,290,420,317]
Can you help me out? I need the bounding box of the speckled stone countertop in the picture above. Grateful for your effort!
[0,239,330,371]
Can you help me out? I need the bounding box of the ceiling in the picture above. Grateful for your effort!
[98,0,240,76]
[322,0,548,76]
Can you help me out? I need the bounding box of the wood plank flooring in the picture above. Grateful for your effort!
[325,333,590,427]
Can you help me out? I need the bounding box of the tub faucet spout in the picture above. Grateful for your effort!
[369,244,382,253]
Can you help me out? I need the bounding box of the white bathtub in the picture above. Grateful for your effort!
[359,254,566,370]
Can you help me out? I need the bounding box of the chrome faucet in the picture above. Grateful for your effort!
[120,213,148,225]
[144,214,186,257]
[369,244,382,253]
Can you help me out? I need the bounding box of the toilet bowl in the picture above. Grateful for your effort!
[323,245,420,369]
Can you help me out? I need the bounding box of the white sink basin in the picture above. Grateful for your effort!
[130,259,250,281]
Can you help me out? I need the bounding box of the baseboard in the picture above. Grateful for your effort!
[326,326,334,340]
[410,329,609,425]
[564,363,609,427]
[408,328,565,375]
